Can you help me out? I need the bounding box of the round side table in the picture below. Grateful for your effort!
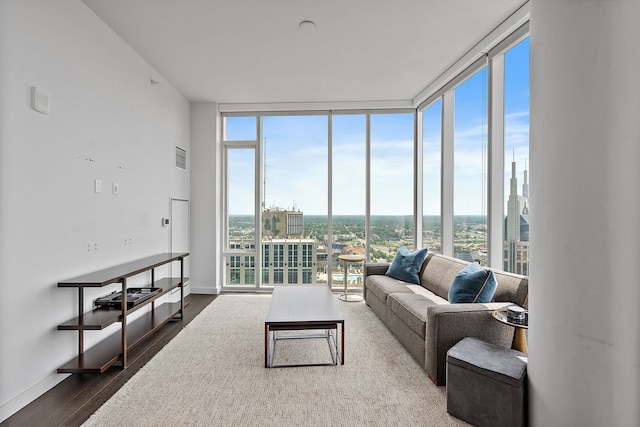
[492,309,528,353]
[337,254,365,302]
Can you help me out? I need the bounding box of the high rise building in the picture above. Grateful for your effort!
[228,207,320,286]
[262,207,304,239]
[504,156,529,275]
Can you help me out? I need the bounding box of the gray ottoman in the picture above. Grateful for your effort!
[446,337,528,427]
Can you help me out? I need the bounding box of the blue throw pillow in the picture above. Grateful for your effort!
[385,246,428,284]
[448,262,497,303]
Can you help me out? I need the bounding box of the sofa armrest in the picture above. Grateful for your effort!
[425,302,515,385]
[364,262,390,277]
[363,262,390,300]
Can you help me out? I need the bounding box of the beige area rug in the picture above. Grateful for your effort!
[83,294,467,426]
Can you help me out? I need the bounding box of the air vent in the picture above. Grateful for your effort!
[175,146,186,170]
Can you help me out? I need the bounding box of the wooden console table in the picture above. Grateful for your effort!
[57,253,189,374]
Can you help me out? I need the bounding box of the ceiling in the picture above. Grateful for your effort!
[82,0,525,106]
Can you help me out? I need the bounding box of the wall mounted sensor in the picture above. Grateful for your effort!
[31,87,50,115]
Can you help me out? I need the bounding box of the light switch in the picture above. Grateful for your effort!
[112,182,119,195]
[94,179,102,193]
[31,87,50,115]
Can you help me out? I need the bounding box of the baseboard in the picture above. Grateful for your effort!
[189,286,220,295]
[0,372,69,423]
[169,281,191,296]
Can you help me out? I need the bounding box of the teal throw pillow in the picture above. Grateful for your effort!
[448,262,497,303]
[385,246,428,284]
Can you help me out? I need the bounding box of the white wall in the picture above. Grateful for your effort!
[529,0,640,425]
[190,103,221,295]
[0,0,190,420]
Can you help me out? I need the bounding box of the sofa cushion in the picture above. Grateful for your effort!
[448,262,497,303]
[405,284,450,305]
[366,274,415,303]
[385,246,428,284]
[421,253,470,300]
[387,292,441,338]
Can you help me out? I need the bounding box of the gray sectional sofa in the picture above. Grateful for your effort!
[364,252,528,385]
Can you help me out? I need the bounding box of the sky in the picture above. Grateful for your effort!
[227,38,529,217]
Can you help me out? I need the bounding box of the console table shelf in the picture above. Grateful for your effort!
[57,253,189,374]
[57,302,182,373]
[57,277,187,330]
[58,254,188,287]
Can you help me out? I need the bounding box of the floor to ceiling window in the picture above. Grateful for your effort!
[331,114,366,291]
[418,26,529,271]
[223,116,258,287]
[222,111,416,290]
[422,99,442,253]
[453,66,489,264]
[503,37,530,275]
[261,115,328,288]
[369,113,416,260]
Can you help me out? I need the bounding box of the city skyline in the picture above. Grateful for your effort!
[227,151,529,287]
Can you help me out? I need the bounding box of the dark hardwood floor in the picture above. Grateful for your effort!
[2,294,217,427]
